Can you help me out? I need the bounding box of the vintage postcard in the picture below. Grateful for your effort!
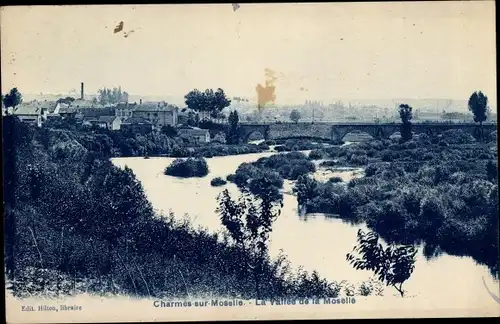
[2,2,499,323]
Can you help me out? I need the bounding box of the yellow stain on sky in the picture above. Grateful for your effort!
[256,68,281,111]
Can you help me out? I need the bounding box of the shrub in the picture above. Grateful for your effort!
[438,140,449,147]
[319,160,337,167]
[258,142,270,150]
[441,129,476,144]
[349,154,368,165]
[265,140,276,146]
[274,145,286,152]
[210,177,227,187]
[328,176,343,183]
[381,151,394,162]
[309,149,324,160]
[164,158,209,177]
[212,132,226,144]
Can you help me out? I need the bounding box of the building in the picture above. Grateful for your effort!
[11,104,48,127]
[115,101,179,128]
[121,117,153,133]
[82,116,121,130]
[70,99,99,109]
[99,116,121,130]
[58,105,78,119]
[79,107,116,118]
[115,102,138,119]
[177,125,210,143]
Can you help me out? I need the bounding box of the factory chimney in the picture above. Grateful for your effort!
[80,82,84,100]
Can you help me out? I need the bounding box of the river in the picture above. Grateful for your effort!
[112,150,499,312]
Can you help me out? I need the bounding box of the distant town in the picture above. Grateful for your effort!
[2,82,497,145]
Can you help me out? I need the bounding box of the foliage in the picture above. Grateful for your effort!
[486,160,498,183]
[164,158,209,178]
[4,116,384,300]
[97,86,128,105]
[309,149,323,160]
[184,88,231,121]
[290,109,301,123]
[216,179,283,298]
[346,230,418,297]
[213,132,227,144]
[161,125,178,138]
[227,110,240,144]
[3,87,23,112]
[468,91,489,125]
[210,177,227,187]
[398,104,413,141]
[293,138,499,277]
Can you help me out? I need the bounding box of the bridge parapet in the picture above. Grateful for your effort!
[268,123,332,140]
[239,122,497,142]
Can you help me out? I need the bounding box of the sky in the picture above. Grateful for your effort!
[1,2,497,106]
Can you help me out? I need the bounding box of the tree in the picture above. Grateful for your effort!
[98,86,128,105]
[468,91,489,139]
[3,88,23,114]
[398,104,413,141]
[290,109,301,123]
[216,175,283,299]
[346,230,417,297]
[227,110,240,144]
[185,88,231,121]
[161,125,178,138]
[468,91,489,125]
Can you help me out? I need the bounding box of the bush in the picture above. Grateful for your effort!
[258,142,270,150]
[381,151,394,162]
[265,140,277,146]
[441,129,476,144]
[210,177,227,187]
[328,176,343,183]
[438,140,449,147]
[349,154,368,165]
[319,160,337,167]
[212,132,226,144]
[309,149,324,160]
[164,158,209,177]
[274,145,286,152]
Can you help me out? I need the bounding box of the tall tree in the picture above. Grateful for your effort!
[468,91,489,139]
[398,104,413,141]
[290,109,301,123]
[3,88,23,114]
[98,86,128,105]
[227,110,240,144]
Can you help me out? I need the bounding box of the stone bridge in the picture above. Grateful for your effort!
[239,122,497,142]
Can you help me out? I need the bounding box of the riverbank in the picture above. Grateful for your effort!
[3,116,380,300]
[292,131,498,278]
[111,149,499,307]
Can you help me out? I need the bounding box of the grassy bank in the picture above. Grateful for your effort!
[4,116,381,300]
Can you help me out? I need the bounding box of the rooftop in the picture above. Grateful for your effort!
[98,116,118,123]
[122,116,152,125]
[12,104,43,115]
